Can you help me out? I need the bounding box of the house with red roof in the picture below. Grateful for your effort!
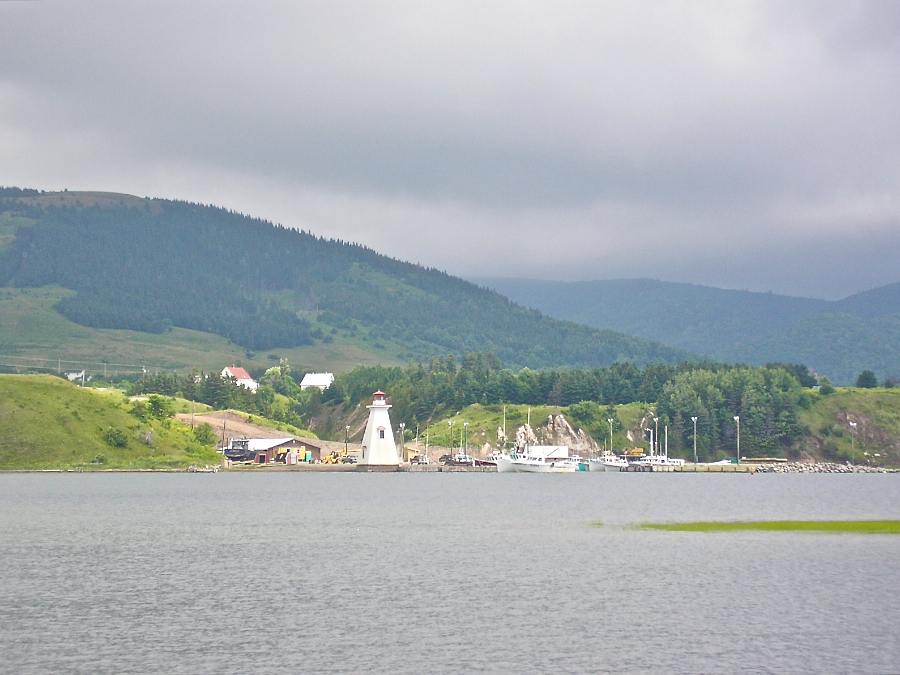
[222,365,259,392]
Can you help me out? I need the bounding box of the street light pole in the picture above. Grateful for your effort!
[464,422,469,455]
[734,416,741,464]
[345,425,350,455]
[849,421,857,464]
[448,420,454,453]
[653,417,659,456]
[691,416,698,464]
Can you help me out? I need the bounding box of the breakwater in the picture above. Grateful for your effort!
[752,462,897,474]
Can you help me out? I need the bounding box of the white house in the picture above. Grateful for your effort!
[358,390,400,466]
[222,366,258,392]
[64,369,87,382]
[299,372,335,391]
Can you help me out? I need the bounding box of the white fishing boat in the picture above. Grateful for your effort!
[589,452,629,472]
[488,449,516,473]
[511,445,578,473]
[631,454,685,468]
[512,456,580,473]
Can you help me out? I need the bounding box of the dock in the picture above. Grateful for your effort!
[624,463,754,473]
[221,462,760,473]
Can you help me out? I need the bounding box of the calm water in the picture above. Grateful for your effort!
[1,472,899,674]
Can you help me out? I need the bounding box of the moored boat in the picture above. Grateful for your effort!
[488,449,516,473]
[512,456,579,473]
[511,445,578,473]
[589,452,629,472]
[631,454,685,468]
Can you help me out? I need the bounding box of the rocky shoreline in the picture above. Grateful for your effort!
[753,462,897,474]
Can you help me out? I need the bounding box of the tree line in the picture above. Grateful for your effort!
[322,355,813,458]
[119,353,816,459]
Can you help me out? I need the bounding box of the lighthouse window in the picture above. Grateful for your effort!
[379,428,385,439]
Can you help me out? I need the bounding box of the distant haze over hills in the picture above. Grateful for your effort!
[472,278,900,385]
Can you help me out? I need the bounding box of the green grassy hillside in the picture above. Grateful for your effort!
[0,374,222,469]
[415,401,649,453]
[0,190,691,373]
[0,286,400,376]
[796,388,900,466]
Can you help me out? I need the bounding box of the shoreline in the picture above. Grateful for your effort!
[1,461,896,474]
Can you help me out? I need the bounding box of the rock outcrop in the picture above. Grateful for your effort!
[513,414,600,456]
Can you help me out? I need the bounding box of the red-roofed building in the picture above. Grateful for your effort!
[222,365,259,392]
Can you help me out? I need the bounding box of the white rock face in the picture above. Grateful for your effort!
[512,415,599,455]
[544,414,600,455]
[515,424,539,450]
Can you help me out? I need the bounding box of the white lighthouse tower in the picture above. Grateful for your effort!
[358,390,400,467]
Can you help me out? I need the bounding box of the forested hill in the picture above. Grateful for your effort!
[473,277,900,384]
[0,190,691,370]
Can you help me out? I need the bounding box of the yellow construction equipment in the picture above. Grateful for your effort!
[321,448,348,464]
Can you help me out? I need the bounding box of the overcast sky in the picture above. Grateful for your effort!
[1,1,898,299]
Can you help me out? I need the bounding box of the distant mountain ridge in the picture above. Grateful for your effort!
[0,190,692,372]
[473,277,900,384]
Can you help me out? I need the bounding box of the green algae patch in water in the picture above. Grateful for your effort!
[635,520,900,534]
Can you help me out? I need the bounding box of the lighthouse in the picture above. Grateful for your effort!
[358,390,400,466]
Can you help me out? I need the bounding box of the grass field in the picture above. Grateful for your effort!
[0,285,401,376]
[0,374,222,469]
[634,521,900,534]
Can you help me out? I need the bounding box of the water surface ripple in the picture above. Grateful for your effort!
[1,473,898,674]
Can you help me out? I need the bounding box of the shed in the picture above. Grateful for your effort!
[225,438,320,463]
[299,372,335,391]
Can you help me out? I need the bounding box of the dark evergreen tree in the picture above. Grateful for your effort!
[856,370,878,388]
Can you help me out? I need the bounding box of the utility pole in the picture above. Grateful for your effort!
[691,416,698,464]
[734,416,741,464]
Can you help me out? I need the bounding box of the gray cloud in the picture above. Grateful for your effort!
[1,0,898,298]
